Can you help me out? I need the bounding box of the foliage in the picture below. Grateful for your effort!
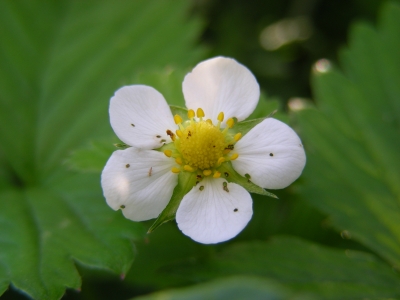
[0,0,204,298]
[296,2,400,268]
[2,0,400,299]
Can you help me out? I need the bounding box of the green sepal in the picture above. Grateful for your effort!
[218,161,278,199]
[169,105,189,122]
[232,117,266,136]
[147,171,197,233]
[114,142,130,149]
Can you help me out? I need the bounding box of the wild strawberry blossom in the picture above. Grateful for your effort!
[101,57,306,244]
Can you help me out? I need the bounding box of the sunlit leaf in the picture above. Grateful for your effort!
[296,2,400,267]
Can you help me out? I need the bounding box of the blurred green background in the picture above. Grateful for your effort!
[1,0,400,299]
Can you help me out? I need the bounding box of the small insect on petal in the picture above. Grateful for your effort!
[125,164,130,168]
[245,173,251,183]
[223,181,229,192]
[148,167,153,176]
[199,185,204,191]
[130,123,135,127]
[233,208,238,212]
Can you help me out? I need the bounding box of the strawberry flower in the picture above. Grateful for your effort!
[101,57,306,244]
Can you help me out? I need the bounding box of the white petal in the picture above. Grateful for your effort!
[232,118,306,189]
[101,147,178,221]
[176,178,252,244]
[109,85,177,149]
[182,57,259,123]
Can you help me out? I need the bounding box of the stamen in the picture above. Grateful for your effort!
[184,165,196,172]
[197,108,205,119]
[217,112,224,122]
[174,115,183,125]
[226,118,235,128]
[188,109,195,119]
[217,157,225,166]
[171,167,180,174]
[164,150,172,157]
[206,119,213,125]
[213,171,221,178]
[230,153,239,160]
[203,169,212,176]
[176,130,183,138]
[234,132,242,141]
[166,129,175,141]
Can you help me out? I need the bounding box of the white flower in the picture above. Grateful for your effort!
[101,57,306,244]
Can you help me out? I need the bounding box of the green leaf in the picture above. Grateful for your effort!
[148,172,197,233]
[125,222,209,289]
[218,162,278,198]
[169,237,400,299]
[247,93,280,120]
[0,0,205,298]
[132,276,308,300]
[296,2,400,267]
[134,69,187,107]
[66,139,117,173]
[0,174,144,300]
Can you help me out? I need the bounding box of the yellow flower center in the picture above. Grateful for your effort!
[164,108,242,178]
[178,121,225,170]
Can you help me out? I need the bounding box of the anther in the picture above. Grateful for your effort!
[176,130,183,138]
[184,165,195,172]
[203,169,212,176]
[175,157,183,165]
[166,130,175,141]
[174,115,183,125]
[197,108,205,118]
[188,109,195,119]
[217,112,224,122]
[164,150,172,157]
[213,171,221,178]
[217,157,225,166]
[171,167,180,174]
[206,119,213,125]
[226,118,235,128]
[234,132,242,141]
[230,153,239,160]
